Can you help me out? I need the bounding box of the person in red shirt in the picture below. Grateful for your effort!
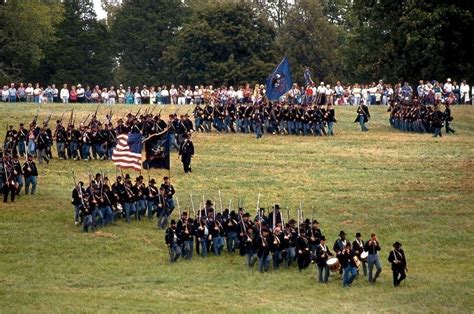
[69,86,77,103]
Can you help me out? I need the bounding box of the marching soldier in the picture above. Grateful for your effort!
[165,220,182,263]
[388,241,407,287]
[444,103,455,134]
[355,103,370,132]
[22,154,38,195]
[352,232,367,277]
[178,133,194,174]
[315,235,333,283]
[364,233,382,283]
[341,242,358,288]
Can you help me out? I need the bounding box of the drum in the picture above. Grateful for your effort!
[353,255,361,269]
[327,257,340,273]
[360,251,369,262]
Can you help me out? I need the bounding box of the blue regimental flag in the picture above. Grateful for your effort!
[266,56,293,101]
[142,130,171,170]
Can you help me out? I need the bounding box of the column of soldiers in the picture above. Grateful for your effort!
[71,174,176,231]
[0,148,39,203]
[192,102,336,137]
[164,202,408,288]
[389,100,455,137]
[3,107,195,164]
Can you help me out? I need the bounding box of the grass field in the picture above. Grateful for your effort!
[0,103,473,313]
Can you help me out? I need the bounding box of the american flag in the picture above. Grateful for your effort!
[112,133,142,171]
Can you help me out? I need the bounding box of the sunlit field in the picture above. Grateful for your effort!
[0,103,473,312]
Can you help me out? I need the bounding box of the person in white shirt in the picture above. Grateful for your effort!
[101,88,109,104]
[141,85,150,104]
[25,83,34,103]
[149,86,156,104]
[316,82,326,105]
[335,81,344,104]
[443,78,453,96]
[193,86,200,105]
[236,86,244,104]
[362,85,369,105]
[169,84,177,105]
[177,85,186,105]
[325,84,334,105]
[161,86,169,104]
[60,84,69,103]
[134,87,141,104]
[117,84,126,104]
[51,84,59,103]
[352,84,361,106]
[76,84,85,103]
[460,80,470,104]
[2,85,9,101]
[33,83,42,103]
[108,86,116,105]
[368,83,378,105]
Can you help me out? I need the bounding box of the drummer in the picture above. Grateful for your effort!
[315,235,334,283]
[352,232,367,277]
[333,230,348,275]
[341,242,358,288]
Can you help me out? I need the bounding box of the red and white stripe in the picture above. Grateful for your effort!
[112,134,142,171]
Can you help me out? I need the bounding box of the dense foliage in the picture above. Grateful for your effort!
[0,0,472,85]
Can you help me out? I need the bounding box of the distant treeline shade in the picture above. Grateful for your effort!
[0,0,472,86]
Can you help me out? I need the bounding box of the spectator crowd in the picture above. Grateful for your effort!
[1,78,472,106]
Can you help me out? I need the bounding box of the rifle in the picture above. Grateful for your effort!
[198,202,202,221]
[107,109,113,123]
[92,104,100,118]
[202,195,206,217]
[190,193,196,218]
[272,204,276,231]
[256,193,261,220]
[68,109,74,126]
[218,190,223,215]
[59,111,66,124]
[44,113,52,126]
[177,196,181,218]
[100,170,104,196]
[149,103,158,116]
[281,214,285,233]
[310,206,314,238]
[82,113,91,125]
[297,203,301,236]
[135,107,142,118]
[33,108,39,124]
[228,199,232,212]
[157,108,162,118]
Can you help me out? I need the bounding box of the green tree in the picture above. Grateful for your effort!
[277,0,343,84]
[342,0,473,83]
[341,0,406,83]
[37,0,113,85]
[110,0,186,86]
[162,1,278,86]
[0,0,63,82]
[395,0,473,82]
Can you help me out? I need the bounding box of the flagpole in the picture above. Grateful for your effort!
[168,128,172,180]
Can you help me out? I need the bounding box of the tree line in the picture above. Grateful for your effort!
[0,0,472,87]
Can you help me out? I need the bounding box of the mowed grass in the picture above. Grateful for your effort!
[0,103,473,313]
